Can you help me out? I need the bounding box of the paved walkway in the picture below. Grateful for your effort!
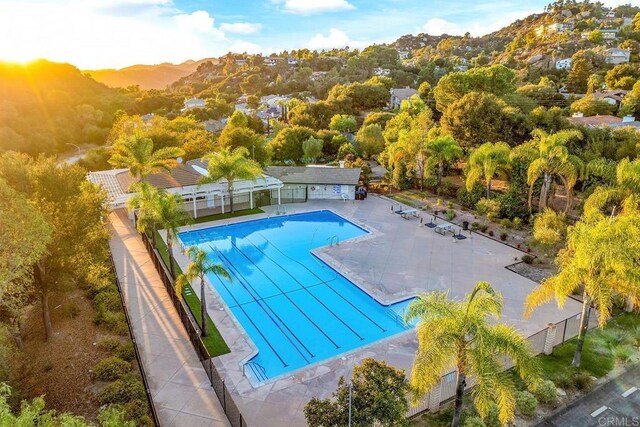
[540,364,640,427]
[108,210,230,427]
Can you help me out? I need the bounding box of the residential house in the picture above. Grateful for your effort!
[605,48,630,64]
[181,98,206,112]
[264,57,280,66]
[373,67,391,76]
[538,22,573,36]
[601,28,620,40]
[141,113,154,122]
[264,166,362,201]
[234,59,247,66]
[604,9,615,18]
[555,58,572,70]
[287,57,298,65]
[311,71,328,81]
[204,118,227,133]
[389,87,419,109]
[592,90,628,108]
[397,50,410,60]
[568,113,640,130]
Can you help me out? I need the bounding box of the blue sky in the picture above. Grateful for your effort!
[0,0,628,69]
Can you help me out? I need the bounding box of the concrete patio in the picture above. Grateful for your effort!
[167,195,584,427]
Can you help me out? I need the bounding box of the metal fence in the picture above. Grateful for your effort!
[107,250,161,427]
[139,231,248,427]
[407,305,597,418]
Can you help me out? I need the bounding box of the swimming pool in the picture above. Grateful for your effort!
[178,210,413,382]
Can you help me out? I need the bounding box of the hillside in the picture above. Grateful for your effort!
[87,58,219,89]
[0,60,132,154]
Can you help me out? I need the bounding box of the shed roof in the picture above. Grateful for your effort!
[264,166,361,185]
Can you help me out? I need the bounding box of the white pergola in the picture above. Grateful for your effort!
[87,168,283,217]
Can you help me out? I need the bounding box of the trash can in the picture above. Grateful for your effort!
[462,221,469,231]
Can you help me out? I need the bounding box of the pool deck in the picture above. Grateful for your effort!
[170,196,584,427]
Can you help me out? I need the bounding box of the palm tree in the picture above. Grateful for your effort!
[424,135,463,187]
[465,142,511,199]
[525,195,640,367]
[176,247,231,337]
[127,182,164,245]
[109,134,184,182]
[405,282,540,427]
[512,129,583,213]
[200,147,262,213]
[155,192,192,278]
[584,158,640,214]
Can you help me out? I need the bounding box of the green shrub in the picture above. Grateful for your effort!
[447,201,454,209]
[115,342,136,362]
[572,372,594,391]
[512,217,522,229]
[612,345,634,362]
[522,254,534,264]
[98,376,146,405]
[497,188,530,221]
[463,416,486,427]
[471,221,480,230]
[446,210,457,221]
[500,231,508,241]
[95,309,128,335]
[124,399,150,422]
[95,291,122,312]
[457,182,485,209]
[475,198,501,222]
[533,380,557,404]
[62,302,81,319]
[500,218,512,229]
[479,224,489,233]
[483,405,501,427]
[515,390,538,416]
[97,337,121,352]
[93,356,131,381]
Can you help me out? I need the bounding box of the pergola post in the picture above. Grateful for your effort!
[250,190,254,209]
[277,187,281,205]
[221,194,225,214]
[192,192,197,219]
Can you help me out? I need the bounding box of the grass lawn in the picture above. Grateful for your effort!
[192,208,263,224]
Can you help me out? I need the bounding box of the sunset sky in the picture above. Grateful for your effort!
[0,0,631,70]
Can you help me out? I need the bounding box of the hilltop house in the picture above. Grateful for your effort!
[287,57,298,65]
[397,50,410,60]
[592,90,628,108]
[555,58,572,70]
[373,67,391,76]
[601,28,620,40]
[389,87,419,109]
[181,98,206,112]
[204,118,227,133]
[568,113,640,130]
[605,48,630,64]
[234,59,247,66]
[264,57,280,66]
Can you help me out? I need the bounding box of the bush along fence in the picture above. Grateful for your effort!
[139,230,248,427]
[406,307,598,417]
[107,250,161,427]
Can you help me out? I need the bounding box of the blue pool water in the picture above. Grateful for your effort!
[178,210,413,381]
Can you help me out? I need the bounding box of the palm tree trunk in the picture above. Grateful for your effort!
[539,173,551,212]
[438,162,444,187]
[200,277,208,337]
[572,292,591,368]
[167,236,175,279]
[486,179,492,199]
[228,182,234,213]
[451,368,466,427]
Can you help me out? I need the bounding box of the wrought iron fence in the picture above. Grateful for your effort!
[139,230,248,427]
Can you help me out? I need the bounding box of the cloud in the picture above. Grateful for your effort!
[229,40,262,54]
[307,28,366,50]
[421,18,463,36]
[0,0,232,69]
[276,0,355,15]
[220,22,262,35]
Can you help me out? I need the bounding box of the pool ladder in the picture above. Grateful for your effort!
[244,361,268,382]
[386,309,406,328]
[327,235,340,246]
